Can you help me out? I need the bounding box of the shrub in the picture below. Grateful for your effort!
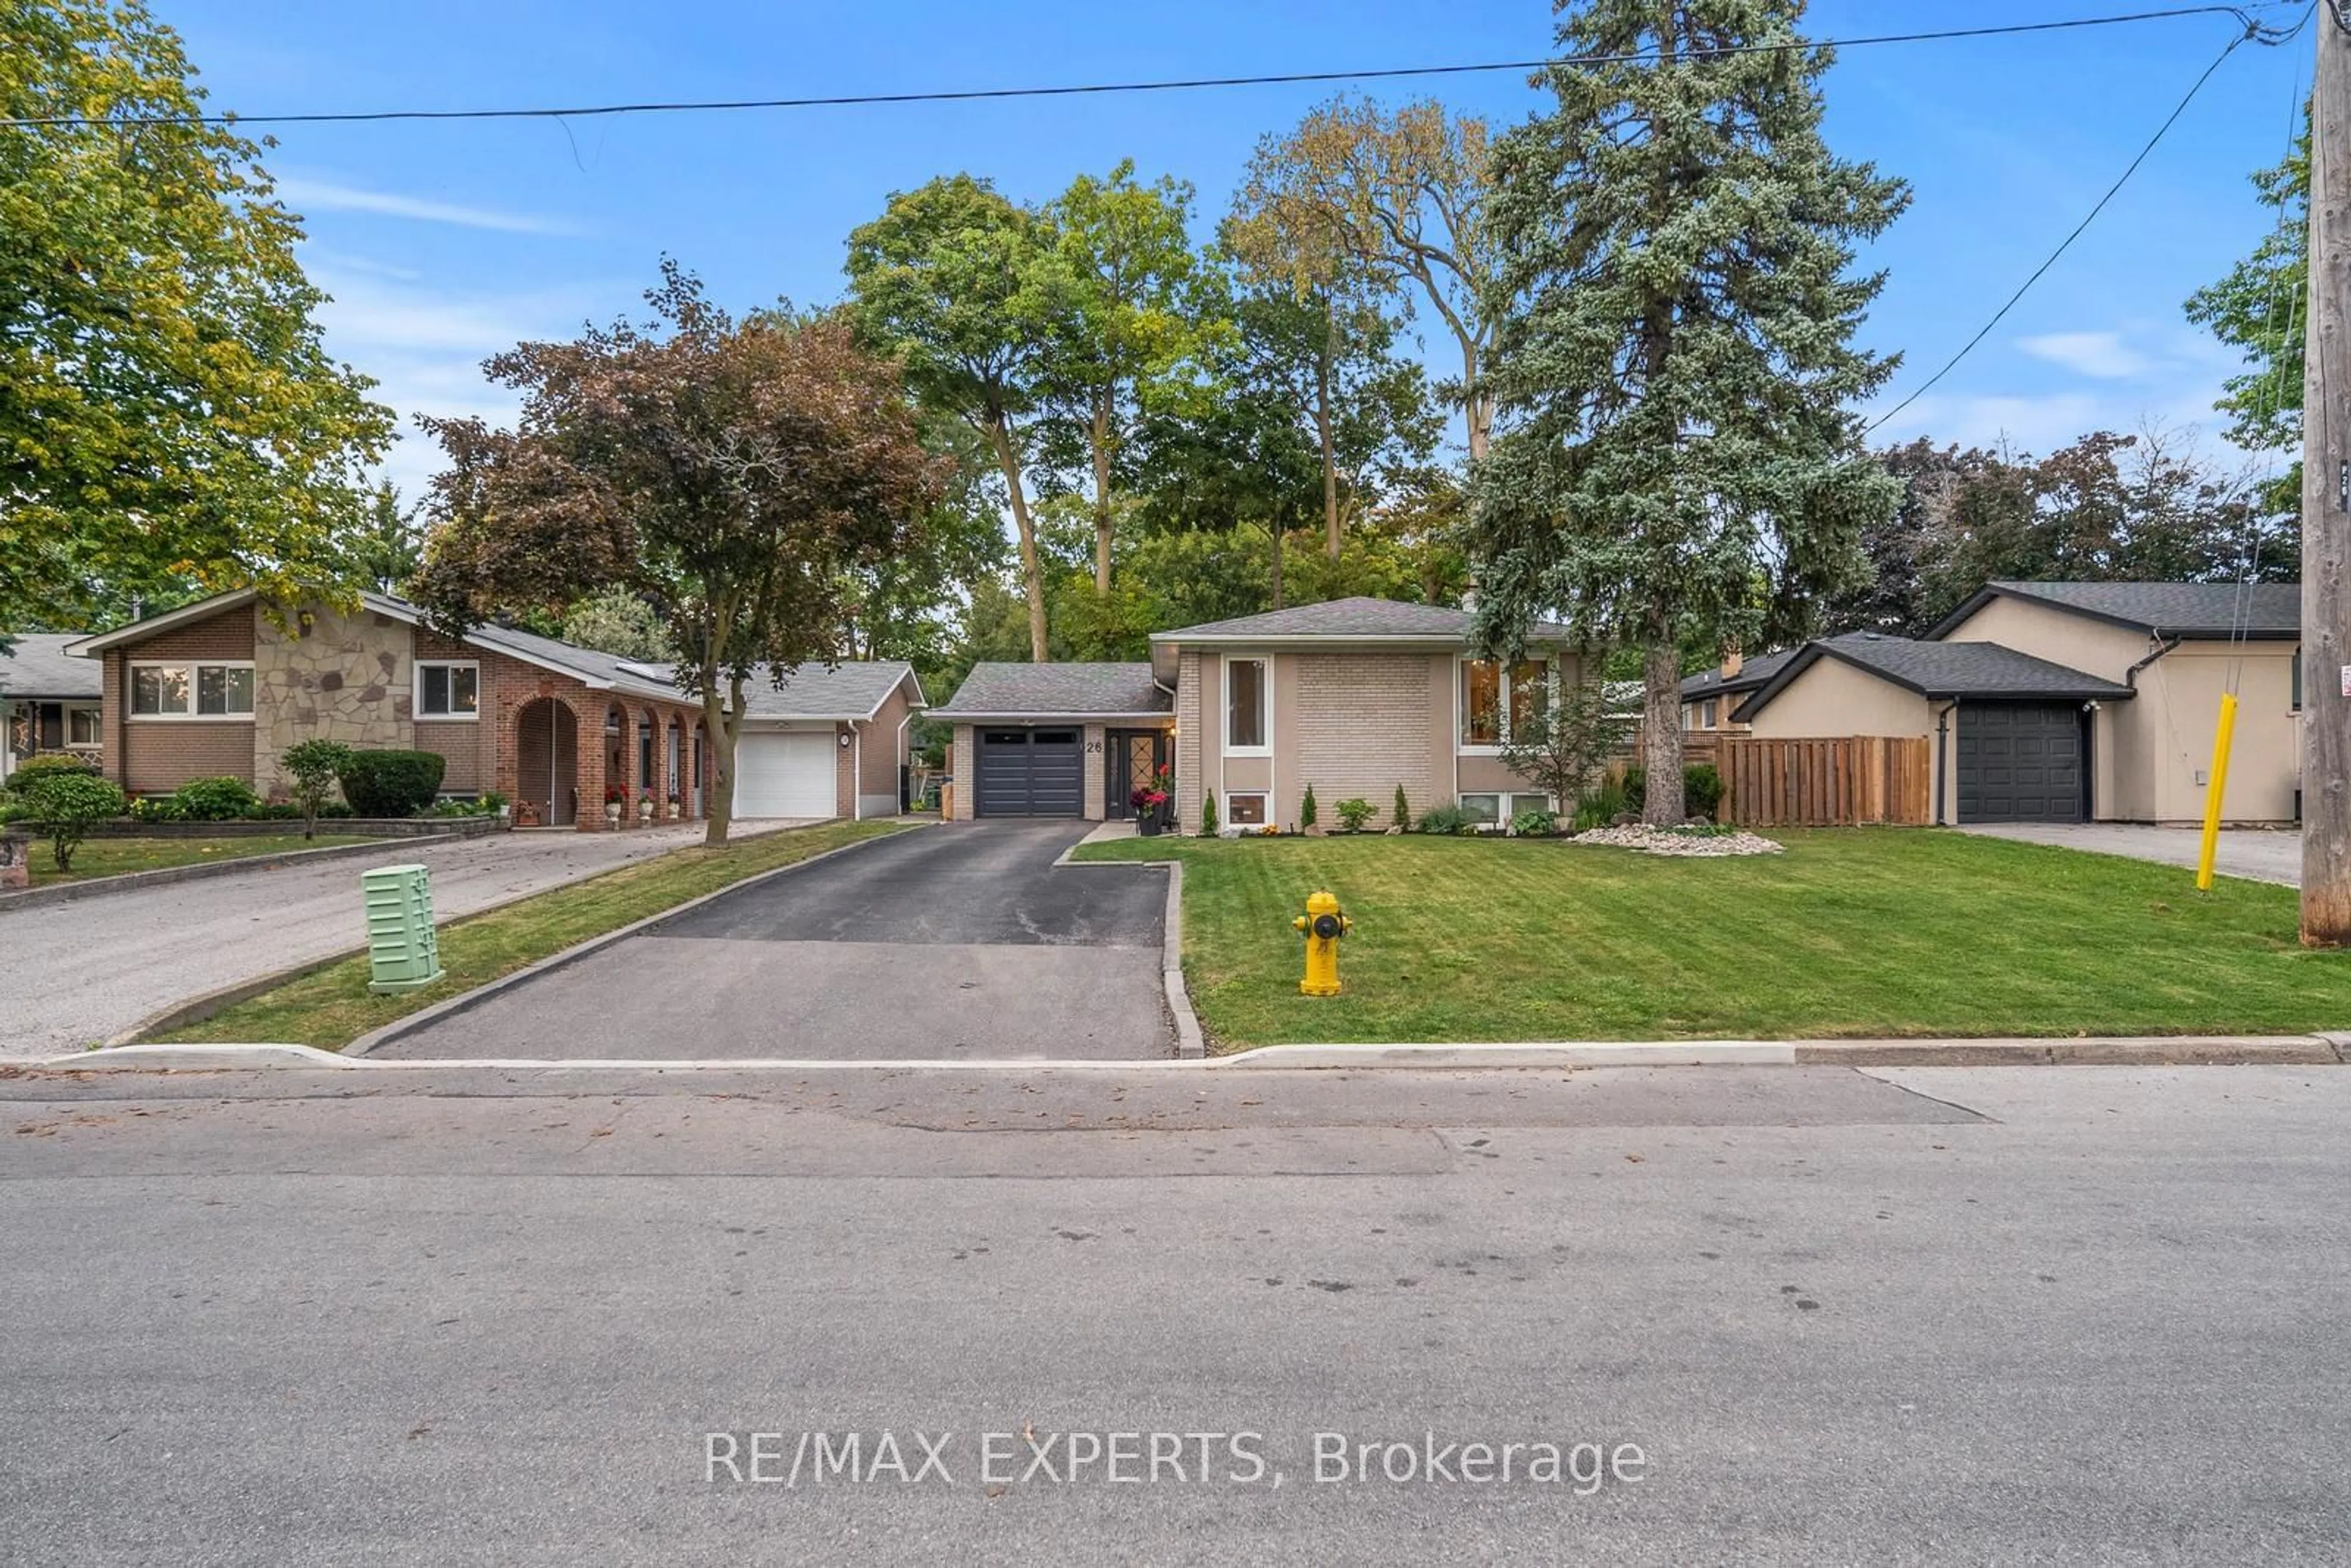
[1391,784,1411,833]
[129,794,185,824]
[1334,797,1376,833]
[1299,782,1318,831]
[336,749,445,818]
[1684,763,1725,821]
[171,775,260,822]
[7,752,100,790]
[1415,802,1477,836]
[1200,790,1219,836]
[279,738,354,840]
[1512,807,1559,838]
[244,801,302,821]
[1571,779,1627,833]
[1625,763,1727,822]
[19,771,126,872]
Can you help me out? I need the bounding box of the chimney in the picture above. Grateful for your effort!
[1721,648,1743,680]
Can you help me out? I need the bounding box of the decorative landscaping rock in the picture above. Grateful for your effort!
[1570,824,1785,858]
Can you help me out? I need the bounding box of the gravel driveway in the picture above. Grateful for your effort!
[3,822,811,1059]
[1960,823,2302,887]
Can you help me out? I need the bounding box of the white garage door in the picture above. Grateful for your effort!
[735,730,836,819]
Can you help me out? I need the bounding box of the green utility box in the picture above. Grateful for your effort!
[361,863,444,994]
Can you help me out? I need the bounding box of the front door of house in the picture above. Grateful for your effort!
[1108,730,1171,819]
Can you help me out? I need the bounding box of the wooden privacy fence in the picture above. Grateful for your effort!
[1711,735,1932,827]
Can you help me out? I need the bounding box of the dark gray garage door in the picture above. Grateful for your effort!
[977,728,1083,817]
[1959,703,2085,823]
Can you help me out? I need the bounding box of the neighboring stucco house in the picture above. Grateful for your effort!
[1678,648,1794,734]
[1730,581,2301,826]
[931,597,1581,831]
[1,634,105,781]
[61,589,921,829]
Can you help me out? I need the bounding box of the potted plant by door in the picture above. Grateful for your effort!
[605,786,625,826]
[517,799,544,828]
[1131,781,1168,836]
[1152,765,1176,831]
[638,790,656,823]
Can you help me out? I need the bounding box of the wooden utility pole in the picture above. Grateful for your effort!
[2306,4,2351,943]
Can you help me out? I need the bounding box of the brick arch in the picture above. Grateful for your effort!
[512,696,579,827]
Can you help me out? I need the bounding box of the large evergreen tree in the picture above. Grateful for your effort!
[1472,0,1907,822]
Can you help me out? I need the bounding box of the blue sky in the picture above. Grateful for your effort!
[159,1,2315,497]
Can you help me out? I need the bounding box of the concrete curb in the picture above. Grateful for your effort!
[1214,1035,2347,1069]
[0,833,462,914]
[1054,837,1201,1060]
[342,825,918,1058]
[26,1032,2343,1076]
[99,820,892,1048]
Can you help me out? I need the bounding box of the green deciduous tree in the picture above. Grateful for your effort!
[411,264,947,846]
[560,588,674,662]
[0,0,393,634]
[1474,0,1907,823]
[278,737,353,841]
[1237,96,1501,458]
[846,176,1057,660]
[2186,108,2308,518]
[1035,161,1215,595]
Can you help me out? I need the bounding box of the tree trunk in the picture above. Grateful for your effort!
[1641,640,1685,825]
[697,680,740,849]
[988,416,1050,661]
[1462,336,1492,463]
[1319,293,1341,561]
[1269,517,1285,610]
[1091,394,1116,596]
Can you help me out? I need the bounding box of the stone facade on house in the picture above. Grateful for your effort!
[253,603,414,799]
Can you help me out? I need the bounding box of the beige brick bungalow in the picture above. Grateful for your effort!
[61,590,921,830]
[932,598,1581,830]
[1723,581,2301,827]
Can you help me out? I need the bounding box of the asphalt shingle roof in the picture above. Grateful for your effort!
[1679,647,1798,700]
[0,634,102,699]
[626,659,917,719]
[932,662,1171,719]
[1946,580,2300,640]
[1736,632,2133,719]
[1153,596,1574,643]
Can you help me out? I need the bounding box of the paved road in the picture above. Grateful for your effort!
[1,1062,2344,1563]
[1962,822,2302,885]
[0,822,811,1059]
[377,820,1172,1062]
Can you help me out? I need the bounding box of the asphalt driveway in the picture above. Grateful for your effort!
[2,822,796,1060]
[375,820,1173,1061]
[1960,823,2302,887]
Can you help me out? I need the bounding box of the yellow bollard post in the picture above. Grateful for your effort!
[2195,692,2239,891]
[1292,890,1351,997]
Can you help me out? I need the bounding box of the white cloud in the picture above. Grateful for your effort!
[275,175,583,236]
[306,265,611,499]
[2016,330,2151,380]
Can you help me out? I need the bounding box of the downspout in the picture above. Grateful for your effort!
[1933,700,1956,826]
[852,723,864,820]
[2126,636,2181,689]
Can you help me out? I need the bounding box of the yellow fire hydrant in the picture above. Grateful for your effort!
[1292,889,1352,997]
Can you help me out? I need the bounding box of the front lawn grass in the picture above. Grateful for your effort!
[29,833,370,886]
[154,819,913,1049]
[1076,828,2351,1048]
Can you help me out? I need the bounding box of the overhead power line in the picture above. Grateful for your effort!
[1865,6,2304,436]
[0,4,2305,129]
